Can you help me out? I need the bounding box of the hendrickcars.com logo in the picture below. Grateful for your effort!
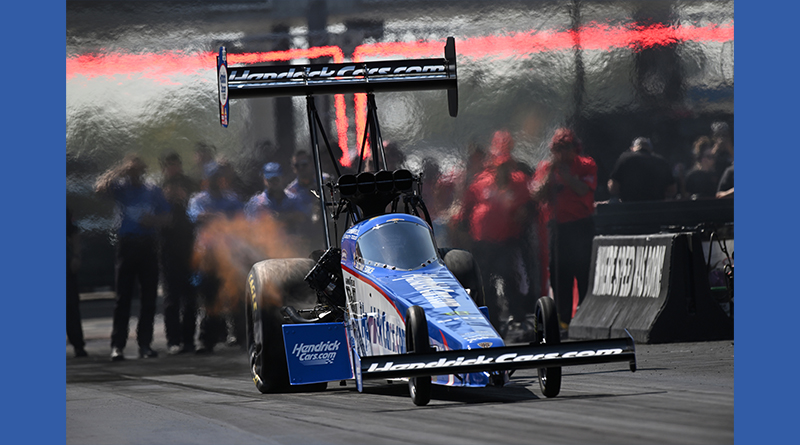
[292,340,341,366]
[366,348,624,373]
[228,64,446,82]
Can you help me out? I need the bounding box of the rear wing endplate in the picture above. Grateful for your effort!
[217,47,229,127]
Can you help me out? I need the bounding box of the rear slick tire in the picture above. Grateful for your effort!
[246,258,324,394]
[534,296,562,398]
[439,248,486,307]
[405,305,432,406]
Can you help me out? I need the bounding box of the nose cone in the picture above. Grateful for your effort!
[466,336,505,350]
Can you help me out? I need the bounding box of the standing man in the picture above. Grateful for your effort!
[159,152,199,354]
[710,121,734,179]
[244,162,305,227]
[284,150,330,219]
[67,208,87,358]
[683,137,718,199]
[531,128,597,333]
[453,130,532,332]
[95,154,170,361]
[716,164,734,199]
[284,150,330,250]
[607,137,676,202]
[187,163,244,353]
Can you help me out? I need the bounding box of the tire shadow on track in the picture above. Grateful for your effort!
[360,380,540,408]
[359,374,670,409]
[561,367,669,377]
[560,367,672,376]
[537,390,669,403]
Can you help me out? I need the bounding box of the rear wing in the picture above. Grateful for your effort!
[217,38,459,248]
[216,37,458,120]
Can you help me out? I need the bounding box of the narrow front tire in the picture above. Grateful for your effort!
[534,296,562,398]
[405,305,432,406]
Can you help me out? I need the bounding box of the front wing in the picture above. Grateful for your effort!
[356,336,636,387]
[281,323,636,389]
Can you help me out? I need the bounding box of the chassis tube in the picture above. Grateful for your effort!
[306,95,331,250]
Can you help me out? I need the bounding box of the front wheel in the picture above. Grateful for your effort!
[406,306,432,406]
[534,296,562,398]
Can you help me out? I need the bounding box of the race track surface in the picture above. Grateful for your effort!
[67,305,733,444]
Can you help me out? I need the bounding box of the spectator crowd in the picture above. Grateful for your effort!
[68,121,733,359]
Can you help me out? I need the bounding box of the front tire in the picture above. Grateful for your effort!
[534,296,562,398]
[405,306,432,406]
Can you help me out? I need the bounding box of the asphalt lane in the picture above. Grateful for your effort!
[67,298,733,444]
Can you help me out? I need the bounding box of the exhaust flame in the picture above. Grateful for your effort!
[191,213,309,315]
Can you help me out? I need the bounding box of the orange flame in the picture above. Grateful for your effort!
[191,213,308,315]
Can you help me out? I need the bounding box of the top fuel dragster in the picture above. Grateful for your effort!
[217,37,636,405]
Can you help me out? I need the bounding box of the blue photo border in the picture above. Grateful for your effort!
[737,1,792,443]
[45,1,790,443]
[8,1,65,444]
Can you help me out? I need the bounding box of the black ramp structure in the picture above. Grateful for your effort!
[569,232,733,344]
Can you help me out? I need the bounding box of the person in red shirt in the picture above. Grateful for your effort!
[454,130,533,331]
[531,128,597,332]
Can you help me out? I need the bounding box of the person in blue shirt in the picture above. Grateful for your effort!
[187,162,244,353]
[187,162,243,225]
[67,208,87,358]
[244,162,306,226]
[159,152,199,355]
[283,150,332,251]
[95,154,170,361]
[283,151,330,222]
